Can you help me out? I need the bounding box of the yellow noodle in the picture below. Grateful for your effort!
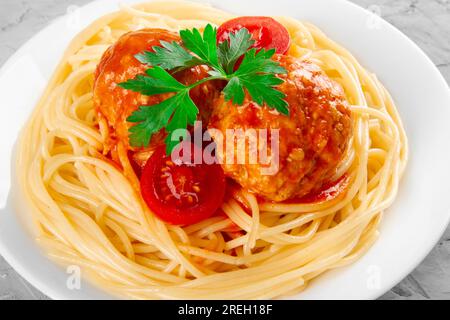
[16,0,407,299]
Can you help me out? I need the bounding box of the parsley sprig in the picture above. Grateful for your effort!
[119,24,288,153]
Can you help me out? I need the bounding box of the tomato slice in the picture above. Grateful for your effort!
[140,142,226,226]
[217,16,291,54]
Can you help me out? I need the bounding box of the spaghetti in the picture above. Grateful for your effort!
[17,1,407,299]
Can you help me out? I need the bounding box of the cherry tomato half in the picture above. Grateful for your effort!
[140,142,226,226]
[217,16,291,54]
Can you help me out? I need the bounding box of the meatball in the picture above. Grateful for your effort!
[93,28,220,168]
[208,55,352,202]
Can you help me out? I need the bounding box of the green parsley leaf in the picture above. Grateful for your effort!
[164,91,198,154]
[241,74,288,115]
[121,24,290,153]
[222,77,245,105]
[127,90,199,150]
[179,24,223,73]
[223,74,288,115]
[118,66,186,95]
[127,96,178,147]
[135,40,200,72]
[217,28,255,74]
[120,67,199,150]
[223,48,289,114]
[234,48,287,77]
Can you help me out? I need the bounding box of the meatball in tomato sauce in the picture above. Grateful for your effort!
[93,29,220,169]
[208,55,352,202]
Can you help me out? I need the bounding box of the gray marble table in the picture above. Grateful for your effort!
[0,0,449,300]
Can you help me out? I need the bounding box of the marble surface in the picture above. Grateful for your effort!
[0,0,449,300]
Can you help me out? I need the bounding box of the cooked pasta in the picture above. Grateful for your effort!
[17,1,407,299]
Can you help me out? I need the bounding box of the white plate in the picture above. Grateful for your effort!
[0,0,449,300]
